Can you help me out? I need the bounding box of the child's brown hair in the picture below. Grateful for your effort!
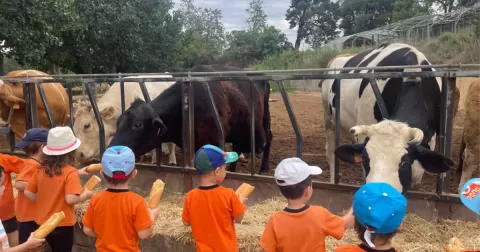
[24,142,46,156]
[41,151,76,177]
[354,219,397,247]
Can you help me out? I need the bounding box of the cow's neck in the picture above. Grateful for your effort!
[390,83,436,146]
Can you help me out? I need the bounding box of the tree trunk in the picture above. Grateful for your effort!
[0,53,4,76]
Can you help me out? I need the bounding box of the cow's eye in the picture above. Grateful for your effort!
[134,122,143,129]
[84,123,90,130]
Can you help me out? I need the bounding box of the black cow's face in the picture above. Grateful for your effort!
[109,100,167,161]
[334,120,453,194]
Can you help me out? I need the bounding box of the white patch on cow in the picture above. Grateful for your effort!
[73,75,178,165]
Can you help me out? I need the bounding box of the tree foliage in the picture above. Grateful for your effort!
[286,0,341,49]
[246,0,267,31]
[392,0,431,22]
[339,0,396,36]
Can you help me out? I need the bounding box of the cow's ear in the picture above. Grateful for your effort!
[152,118,167,137]
[335,143,365,164]
[100,105,115,120]
[413,145,453,173]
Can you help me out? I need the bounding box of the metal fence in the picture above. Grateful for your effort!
[2,64,480,202]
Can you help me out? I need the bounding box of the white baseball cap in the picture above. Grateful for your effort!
[274,157,322,186]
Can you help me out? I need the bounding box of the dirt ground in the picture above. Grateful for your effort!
[0,89,471,194]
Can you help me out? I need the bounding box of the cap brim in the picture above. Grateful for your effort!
[308,165,322,175]
[15,140,31,149]
[224,152,239,164]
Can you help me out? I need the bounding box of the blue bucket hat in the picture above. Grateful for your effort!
[460,178,480,215]
[353,182,407,235]
[15,128,49,149]
[101,146,136,179]
[194,144,238,175]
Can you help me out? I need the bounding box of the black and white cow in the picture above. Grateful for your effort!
[321,43,454,194]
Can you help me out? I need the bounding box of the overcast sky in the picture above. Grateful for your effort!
[172,0,312,49]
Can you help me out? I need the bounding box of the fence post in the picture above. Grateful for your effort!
[183,81,195,168]
[23,82,38,129]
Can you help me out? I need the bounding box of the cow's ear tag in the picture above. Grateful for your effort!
[354,153,362,163]
[156,128,161,136]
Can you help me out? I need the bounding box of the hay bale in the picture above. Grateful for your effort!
[74,191,480,252]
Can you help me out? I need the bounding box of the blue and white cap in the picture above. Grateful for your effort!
[101,146,136,179]
[460,178,480,215]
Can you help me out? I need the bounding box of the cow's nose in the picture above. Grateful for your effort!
[80,152,85,158]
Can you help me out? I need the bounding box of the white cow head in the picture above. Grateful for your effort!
[73,100,118,163]
[334,120,453,193]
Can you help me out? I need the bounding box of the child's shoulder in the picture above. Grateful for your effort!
[334,244,364,252]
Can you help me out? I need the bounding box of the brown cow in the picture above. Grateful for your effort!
[457,78,480,193]
[0,70,70,139]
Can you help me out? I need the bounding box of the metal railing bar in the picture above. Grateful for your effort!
[203,82,225,150]
[334,79,341,184]
[139,81,151,103]
[67,83,74,127]
[276,80,303,158]
[2,64,480,78]
[120,77,126,113]
[249,80,256,175]
[369,78,390,119]
[84,82,106,156]
[36,83,55,128]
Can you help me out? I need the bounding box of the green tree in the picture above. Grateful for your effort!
[246,0,267,31]
[392,0,431,22]
[286,0,341,50]
[339,0,396,35]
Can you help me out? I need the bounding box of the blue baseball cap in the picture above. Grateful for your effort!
[101,146,136,179]
[460,178,480,215]
[353,182,407,234]
[194,144,238,175]
[15,128,49,149]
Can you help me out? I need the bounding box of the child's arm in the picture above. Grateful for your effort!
[0,154,24,175]
[65,190,93,205]
[65,169,93,205]
[181,195,191,227]
[24,172,38,201]
[137,208,159,239]
[82,225,97,237]
[0,232,45,252]
[24,190,37,202]
[343,207,355,229]
[14,181,27,192]
[15,163,37,192]
[232,192,248,223]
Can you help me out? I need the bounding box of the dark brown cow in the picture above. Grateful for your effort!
[108,64,272,173]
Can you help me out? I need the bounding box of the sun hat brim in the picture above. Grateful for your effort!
[42,138,82,156]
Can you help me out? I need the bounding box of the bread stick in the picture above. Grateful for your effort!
[34,211,65,239]
[85,163,102,173]
[147,179,165,209]
[235,183,255,198]
[83,175,101,191]
[443,237,465,252]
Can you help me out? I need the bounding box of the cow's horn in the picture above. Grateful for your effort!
[408,128,424,144]
[350,125,370,136]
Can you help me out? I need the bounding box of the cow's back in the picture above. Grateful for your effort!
[463,79,480,149]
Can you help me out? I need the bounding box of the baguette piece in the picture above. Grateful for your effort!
[235,183,255,198]
[443,237,465,252]
[34,211,65,239]
[85,163,102,173]
[147,179,165,209]
[83,175,101,191]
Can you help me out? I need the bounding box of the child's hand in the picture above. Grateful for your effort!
[78,167,89,176]
[237,193,247,204]
[83,189,94,200]
[148,208,160,222]
[25,232,45,249]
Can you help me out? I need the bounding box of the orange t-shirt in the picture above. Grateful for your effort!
[260,205,345,252]
[26,165,82,226]
[0,154,25,220]
[82,189,153,252]
[335,244,399,252]
[15,158,41,222]
[182,184,247,252]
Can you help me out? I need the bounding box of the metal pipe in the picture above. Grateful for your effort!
[36,83,55,128]
[436,76,449,195]
[249,80,256,175]
[84,82,106,156]
[334,79,341,184]
[2,64,480,78]
[139,81,151,103]
[276,81,302,158]
[67,83,73,127]
[203,82,225,150]
[9,70,478,84]
[441,77,456,193]
[184,82,195,168]
[120,79,125,113]
[181,82,187,172]
[369,78,389,119]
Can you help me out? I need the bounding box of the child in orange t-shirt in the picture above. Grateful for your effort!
[0,165,46,251]
[13,128,48,245]
[182,144,247,252]
[24,126,93,252]
[260,157,355,252]
[0,151,26,247]
[82,146,160,251]
[334,182,407,252]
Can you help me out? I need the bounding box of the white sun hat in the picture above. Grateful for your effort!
[42,126,82,156]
